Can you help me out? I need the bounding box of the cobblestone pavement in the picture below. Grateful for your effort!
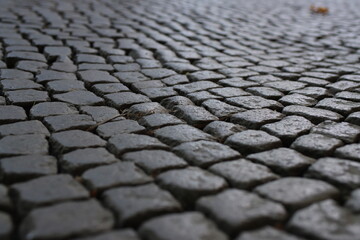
[1,0,360,239]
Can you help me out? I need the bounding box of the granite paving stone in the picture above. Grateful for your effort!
[0,155,57,184]
[46,80,86,93]
[173,140,240,167]
[103,184,181,227]
[72,230,140,240]
[19,199,114,240]
[311,121,360,143]
[53,90,105,106]
[82,162,152,192]
[10,174,89,215]
[236,227,305,240]
[108,133,167,156]
[230,108,284,129]
[96,120,145,138]
[44,114,96,132]
[50,130,106,154]
[203,121,245,141]
[139,212,228,240]
[123,150,188,175]
[287,200,360,240]
[209,159,278,189]
[156,167,227,208]
[138,113,184,129]
[0,120,49,137]
[0,134,48,157]
[5,89,50,106]
[254,177,339,211]
[154,125,214,146]
[225,130,282,155]
[60,148,118,175]
[30,102,78,119]
[196,189,287,235]
[305,157,360,190]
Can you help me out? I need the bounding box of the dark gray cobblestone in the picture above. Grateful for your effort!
[1,0,360,239]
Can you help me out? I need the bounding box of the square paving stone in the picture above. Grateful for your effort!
[161,75,189,86]
[35,70,76,83]
[78,70,118,85]
[96,120,145,139]
[141,68,177,79]
[203,121,245,141]
[246,87,284,100]
[156,167,227,208]
[0,155,57,184]
[50,130,106,154]
[236,226,305,240]
[73,229,140,240]
[0,212,13,240]
[5,89,50,106]
[10,174,89,215]
[346,111,360,125]
[279,94,317,107]
[60,148,118,175]
[122,150,188,175]
[291,133,343,158]
[114,72,148,84]
[30,102,78,119]
[188,71,225,81]
[108,133,167,156]
[225,130,282,155]
[53,91,105,106]
[311,121,360,143]
[209,159,278,189]
[44,114,96,132]
[173,105,218,127]
[174,81,220,94]
[0,120,49,137]
[282,105,343,124]
[287,200,360,240]
[103,184,181,227]
[0,185,12,212]
[188,91,222,104]
[196,189,287,236]
[92,83,129,96]
[261,116,314,144]
[160,96,195,110]
[138,113,184,129]
[0,79,43,91]
[247,148,315,175]
[79,106,120,123]
[291,86,331,99]
[82,162,152,192]
[315,98,360,115]
[140,87,178,101]
[19,199,114,240]
[335,144,360,162]
[127,102,167,120]
[226,96,283,111]
[139,212,228,240]
[105,92,151,109]
[0,105,27,124]
[305,157,360,190]
[173,140,240,167]
[219,78,260,88]
[0,69,33,80]
[209,87,250,98]
[254,177,339,211]
[230,108,284,129]
[202,99,245,119]
[0,134,48,157]
[346,189,360,213]
[46,80,86,93]
[78,63,114,71]
[154,125,214,146]
[264,81,307,93]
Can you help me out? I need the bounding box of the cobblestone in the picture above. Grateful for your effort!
[2,0,360,238]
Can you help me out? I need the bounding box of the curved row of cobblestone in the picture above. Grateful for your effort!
[1,0,360,239]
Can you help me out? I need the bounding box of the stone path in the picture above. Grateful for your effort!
[1,0,360,239]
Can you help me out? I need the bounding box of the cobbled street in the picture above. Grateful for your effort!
[0,0,360,239]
